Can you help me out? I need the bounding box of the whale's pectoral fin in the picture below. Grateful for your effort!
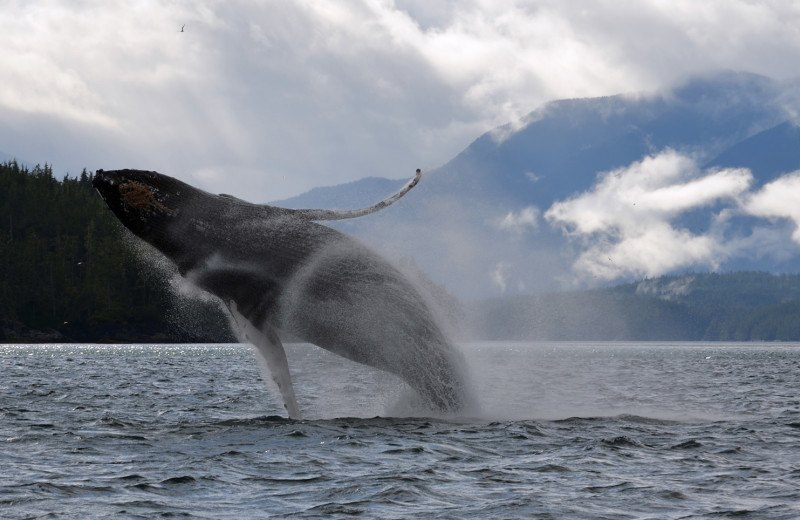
[289,168,422,221]
[227,301,301,420]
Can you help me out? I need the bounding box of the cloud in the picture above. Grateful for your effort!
[495,206,540,234]
[743,172,800,242]
[3,1,800,202]
[491,261,510,293]
[545,150,753,280]
[571,223,722,281]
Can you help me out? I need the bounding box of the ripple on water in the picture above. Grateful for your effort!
[2,343,800,519]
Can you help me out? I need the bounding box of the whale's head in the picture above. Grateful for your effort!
[93,169,199,255]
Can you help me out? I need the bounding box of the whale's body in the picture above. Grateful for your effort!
[92,169,466,417]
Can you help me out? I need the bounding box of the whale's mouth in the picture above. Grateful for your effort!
[92,169,119,200]
[92,169,117,187]
[92,169,116,206]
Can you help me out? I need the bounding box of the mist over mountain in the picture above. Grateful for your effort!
[277,71,800,299]
[468,271,800,341]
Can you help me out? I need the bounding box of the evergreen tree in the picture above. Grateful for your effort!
[0,161,231,342]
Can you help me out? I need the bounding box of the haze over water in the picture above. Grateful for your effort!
[2,342,799,519]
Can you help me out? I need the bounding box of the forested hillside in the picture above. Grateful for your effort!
[0,162,230,342]
[469,272,800,341]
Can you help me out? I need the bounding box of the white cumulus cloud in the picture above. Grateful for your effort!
[545,150,753,280]
[743,172,800,243]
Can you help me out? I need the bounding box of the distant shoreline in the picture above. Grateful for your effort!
[1,321,234,344]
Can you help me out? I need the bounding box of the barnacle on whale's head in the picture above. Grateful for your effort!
[119,181,176,215]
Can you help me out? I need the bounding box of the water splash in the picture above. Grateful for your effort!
[121,218,476,418]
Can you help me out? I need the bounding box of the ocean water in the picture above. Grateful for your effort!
[1,342,799,519]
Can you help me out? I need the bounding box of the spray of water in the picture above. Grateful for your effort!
[122,230,232,340]
[273,234,478,415]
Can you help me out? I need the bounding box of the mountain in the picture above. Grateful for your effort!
[706,121,800,180]
[275,176,406,211]
[432,71,786,207]
[279,71,800,299]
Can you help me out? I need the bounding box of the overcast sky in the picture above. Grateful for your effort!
[3,0,800,201]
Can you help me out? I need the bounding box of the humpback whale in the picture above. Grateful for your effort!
[92,168,466,418]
